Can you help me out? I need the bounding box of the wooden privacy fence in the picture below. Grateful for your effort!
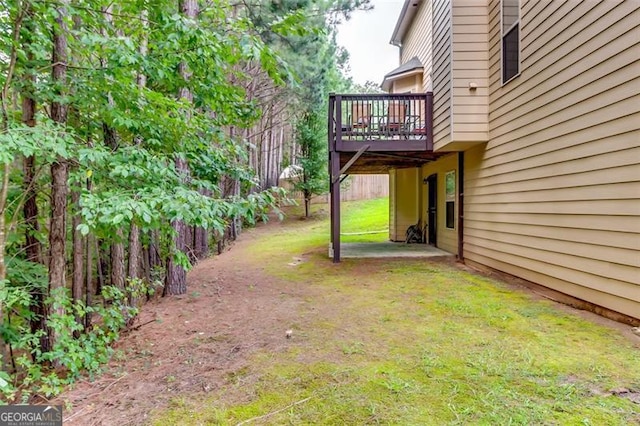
[280,174,389,203]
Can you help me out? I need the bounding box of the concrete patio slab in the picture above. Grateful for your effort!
[340,242,453,259]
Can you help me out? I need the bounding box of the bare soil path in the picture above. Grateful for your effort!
[58,221,307,425]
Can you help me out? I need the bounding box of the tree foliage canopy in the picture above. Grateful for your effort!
[0,0,369,400]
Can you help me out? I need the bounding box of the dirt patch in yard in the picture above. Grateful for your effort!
[56,222,322,426]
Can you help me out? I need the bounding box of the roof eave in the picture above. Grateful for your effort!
[390,0,422,46]
[381,68,424,92]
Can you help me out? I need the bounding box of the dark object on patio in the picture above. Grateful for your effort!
[405,221,426,244]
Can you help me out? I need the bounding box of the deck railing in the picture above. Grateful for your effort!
[329,92,433,152]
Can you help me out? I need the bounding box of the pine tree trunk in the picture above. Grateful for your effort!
[21,34,47,345]
[166,0,198,296]
[231,179,241,239]
[127,223,141,309]
[96,239,106,295]
[85,234,93,328]
[128,8,147,306]
[166,160,189,296]
[21,72,40,264]
[185,223,195,263]
[193,188,210,260]
[103,121,125,293]
[71,190,84,330]
[165,221,187,295]
[110,230,125,290]
[22,156,40,264]
[128,225,141,281]
[148,231,161,274]
[100,6,126,295]
[47,0,69,355]
[193,225,208,260]
[265,105,273,188]
[0,164,10,368]
[145,230,161,299]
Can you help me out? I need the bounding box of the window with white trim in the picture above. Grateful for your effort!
[502,0,520,83]
[445,171,455,229]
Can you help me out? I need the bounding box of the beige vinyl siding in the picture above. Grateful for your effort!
[389,169,396,241]
[400,0,433,92]
[432,0,452,149]
[464,255,640,321]
[389,168,420,242]
[421,153,459,254]
[392,74,423,94]
[451,0,489,143]
[464,0,640,318]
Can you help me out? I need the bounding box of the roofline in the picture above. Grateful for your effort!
[390,0,422,46]
[381,68,424,91]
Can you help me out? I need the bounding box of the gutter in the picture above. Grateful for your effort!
[390,0,422,46]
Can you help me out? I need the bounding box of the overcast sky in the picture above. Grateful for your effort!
[336,0,405,86]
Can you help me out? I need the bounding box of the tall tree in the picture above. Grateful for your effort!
[242,0,367,215]
[165,0,198,296]
[127,8,149,300]
[47,0,70,353]
[294,108,327,217]
[0,0,309,398]
[20,2,47,342]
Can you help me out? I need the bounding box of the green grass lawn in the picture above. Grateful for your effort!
[341,197,389,243]
[284,197,390,243]
[155,199,640,425]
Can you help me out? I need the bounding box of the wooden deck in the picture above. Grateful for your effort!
[329,93,434,154]
[328,92,443,262]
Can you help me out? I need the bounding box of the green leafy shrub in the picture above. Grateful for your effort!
[0,282,153,403]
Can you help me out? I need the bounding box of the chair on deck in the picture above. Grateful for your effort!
[380,101,407,134]
[351,102,371,130]
[406,115,427,139]
[341,102,372,138]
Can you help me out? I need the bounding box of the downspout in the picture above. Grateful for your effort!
[458,152,464,261]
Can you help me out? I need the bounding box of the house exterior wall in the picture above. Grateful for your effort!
[432,0,490,151]
[400,0,433,92]
[432,0,453,149]
[451,0,489,144]
[392,74,423,93]
[421,153,459,254]
[461,0,640,318]
[389,168,421,241]
[389,169,396,241]
[388,0,639,319]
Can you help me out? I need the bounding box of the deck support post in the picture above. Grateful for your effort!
[330,151,341,263]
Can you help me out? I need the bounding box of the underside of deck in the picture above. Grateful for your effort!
[339,150,446,174]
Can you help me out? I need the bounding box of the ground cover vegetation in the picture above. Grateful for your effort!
[151,199,640,425]
[0,0,369,401]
